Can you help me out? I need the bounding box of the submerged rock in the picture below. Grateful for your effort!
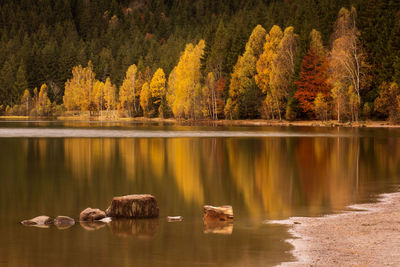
[203,205,233,221]
[105,194,159,218]
[167,216,183,222]
[21,216,53,226]
[54,216,75,229]
[79,208,106,221]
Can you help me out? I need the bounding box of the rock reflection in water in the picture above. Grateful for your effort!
[108,218,159,238]
[80,221,107,231]
[203,219,233,235]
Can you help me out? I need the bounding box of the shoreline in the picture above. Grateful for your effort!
[271,190,400,266]
[0,116,399,128]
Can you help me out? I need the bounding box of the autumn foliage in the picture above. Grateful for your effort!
[294,49,329,118]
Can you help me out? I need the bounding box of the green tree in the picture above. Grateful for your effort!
[225,25,267,119]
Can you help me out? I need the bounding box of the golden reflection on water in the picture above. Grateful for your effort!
[2,127,400,266]
[15,132,400,219]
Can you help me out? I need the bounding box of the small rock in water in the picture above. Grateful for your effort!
[54,216,75,229]
[105,194,159,218]
[21,216,53,226]
[203,205,233,221]
[80,208,106,221]
[167,216,183,222]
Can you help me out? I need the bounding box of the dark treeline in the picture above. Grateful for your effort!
[0,0,399,121]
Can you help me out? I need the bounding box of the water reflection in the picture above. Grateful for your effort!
[1,125,400,266]
[107,219,159,239]
[203,220,233,235]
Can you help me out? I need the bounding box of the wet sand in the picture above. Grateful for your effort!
[273,191,400,266]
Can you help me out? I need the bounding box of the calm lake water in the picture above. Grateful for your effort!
[1,121,400,266]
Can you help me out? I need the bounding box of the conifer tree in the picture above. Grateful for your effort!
[225,25,266,119]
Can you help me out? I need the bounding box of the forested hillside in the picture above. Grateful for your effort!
[0,0,399,121]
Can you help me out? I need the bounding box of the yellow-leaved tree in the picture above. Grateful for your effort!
[140,82,151,117]
[37,84,52,116]
[92,80,105,115]
[150,68,167,117]
[64,61,97,111]
[168,40,205,119]
[329,7,365,122]
[119,64,138,117]
[255,25,283,119]
[269,26,298,120]
[103,77,117,116]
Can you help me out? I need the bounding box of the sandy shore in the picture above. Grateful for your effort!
[271,191,400,266]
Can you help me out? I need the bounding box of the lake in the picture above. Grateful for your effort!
[0,121,399,266]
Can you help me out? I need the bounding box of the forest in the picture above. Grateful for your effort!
[0,0,399,122]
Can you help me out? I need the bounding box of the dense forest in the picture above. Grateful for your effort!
[0,0,399,122]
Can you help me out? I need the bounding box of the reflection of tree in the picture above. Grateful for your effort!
[16,131,400,219]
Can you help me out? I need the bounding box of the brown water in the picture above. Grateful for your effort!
[0,121,400,266]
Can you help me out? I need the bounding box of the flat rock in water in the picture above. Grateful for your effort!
[21,216,53,226]
[105,194,159,218]
[203,205,233,221]
[54,216,75,229]
[79,208,106,221]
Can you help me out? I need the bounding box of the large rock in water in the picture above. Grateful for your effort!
[21,216,53,226]
[105,194,159,218]
[203,205,234,221]
[79,208,106,221]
